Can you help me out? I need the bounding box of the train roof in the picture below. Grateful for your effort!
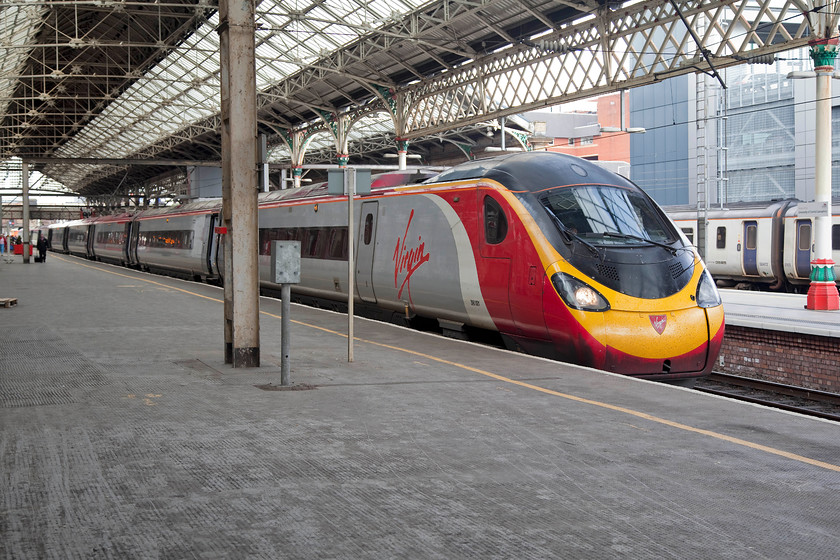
[424,151,634,192]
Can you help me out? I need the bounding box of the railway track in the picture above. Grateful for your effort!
[694,372,840,422]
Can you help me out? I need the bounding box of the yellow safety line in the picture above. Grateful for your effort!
[59,255,840,473]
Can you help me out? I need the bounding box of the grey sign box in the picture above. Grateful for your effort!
[327,169,372,195]
[327,170,345,195]
[271,240,301,284]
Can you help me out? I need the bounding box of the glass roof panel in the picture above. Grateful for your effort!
[0,3,47,117]
[51,0,431,167]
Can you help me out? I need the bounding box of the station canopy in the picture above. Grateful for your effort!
[0,0,612,198]
[3,0,801,199]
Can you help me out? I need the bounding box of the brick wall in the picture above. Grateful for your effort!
[718,325,840,393]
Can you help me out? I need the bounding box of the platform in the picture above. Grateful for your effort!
[721,289,840,338]
[2,255,840,558]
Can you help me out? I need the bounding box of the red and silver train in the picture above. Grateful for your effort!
[668,200,840,292]
[45,152,724,383]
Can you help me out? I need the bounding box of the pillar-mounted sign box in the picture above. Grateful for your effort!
[327,169,372,195]
[271,240,301,284]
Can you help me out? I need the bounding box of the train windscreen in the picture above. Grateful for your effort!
[540,185,676,246]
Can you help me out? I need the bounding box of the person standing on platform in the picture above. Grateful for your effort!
[0,234,6,258]
[36,235,48,263]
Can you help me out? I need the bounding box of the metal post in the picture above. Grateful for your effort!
[806,40,840,310]
[259,133,269,192]
[281,283,291,385]
[501,117,506,151]
[219,0,261,365]
[396,138,408,170]
[21,161,30,264]
[347,169,355,362]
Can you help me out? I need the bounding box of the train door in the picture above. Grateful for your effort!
[794,219,812,278]
[122,222,131,263]
[128,220,139,266]
[356,201,378,303]
[206,213,218,277]
[86,225,95,259]
[742,220,759,276]
[478,192,514,329]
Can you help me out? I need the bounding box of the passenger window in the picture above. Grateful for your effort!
[328,228,348,260]
[833,225,840,249]
[798,222,812,252]
[745,224,757,251]
[364,214,373,245]
[484,196,508,245]
[681,228,694,244]
[716,227,726,249]
[305,229,319,257]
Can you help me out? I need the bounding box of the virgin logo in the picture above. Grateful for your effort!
[649,314,667,335]
[393,209,430,301]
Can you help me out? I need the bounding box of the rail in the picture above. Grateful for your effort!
[694,372,840,422]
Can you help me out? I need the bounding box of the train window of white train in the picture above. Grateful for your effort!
[798,222,812,252]
[833,225,840,248]
[745,225,757,250]
[484,196,508,244]
[716,227,726,249]
[681,228,694,244]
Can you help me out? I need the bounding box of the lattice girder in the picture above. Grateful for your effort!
[403,0,815,138]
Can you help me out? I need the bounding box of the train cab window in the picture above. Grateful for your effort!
[745,224,757,251]
[681,228,694,244]
[716,227,726,249]
[364,213,374,245]
[484,196,508,244]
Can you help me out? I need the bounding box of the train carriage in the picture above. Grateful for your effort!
[253,152,723,382]
[132,201,221,281]
[90,213,133,266]
[65,220,93,258]
[669,200,840,291]
[48,223,69,253]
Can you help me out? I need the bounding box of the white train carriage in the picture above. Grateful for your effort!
[668,200,840,290]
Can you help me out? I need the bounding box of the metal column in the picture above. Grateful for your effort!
[806,38,840,310]
[21,161,30,264]
[219,0,260,366]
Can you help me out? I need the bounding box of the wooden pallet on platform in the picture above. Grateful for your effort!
[0,298,18,308]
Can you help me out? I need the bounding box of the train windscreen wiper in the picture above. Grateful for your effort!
[545,212,601,258]
[601,231,678,255]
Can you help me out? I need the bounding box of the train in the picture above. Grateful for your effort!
[668,200,840,292]
[42,151,724,384]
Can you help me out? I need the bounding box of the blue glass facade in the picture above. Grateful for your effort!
[629,75,690,205]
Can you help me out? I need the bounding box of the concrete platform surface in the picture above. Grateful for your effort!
[721,288,840,337]
[2,255,840,559]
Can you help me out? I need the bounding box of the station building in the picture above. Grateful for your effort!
[629,47,840,207]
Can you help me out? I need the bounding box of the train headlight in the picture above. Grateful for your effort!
[696,268,722,308]
[551,272,610,312]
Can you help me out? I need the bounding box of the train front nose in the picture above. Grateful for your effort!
[601,305,724,379]
[603,267,725,380]
[547,267,725,380]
